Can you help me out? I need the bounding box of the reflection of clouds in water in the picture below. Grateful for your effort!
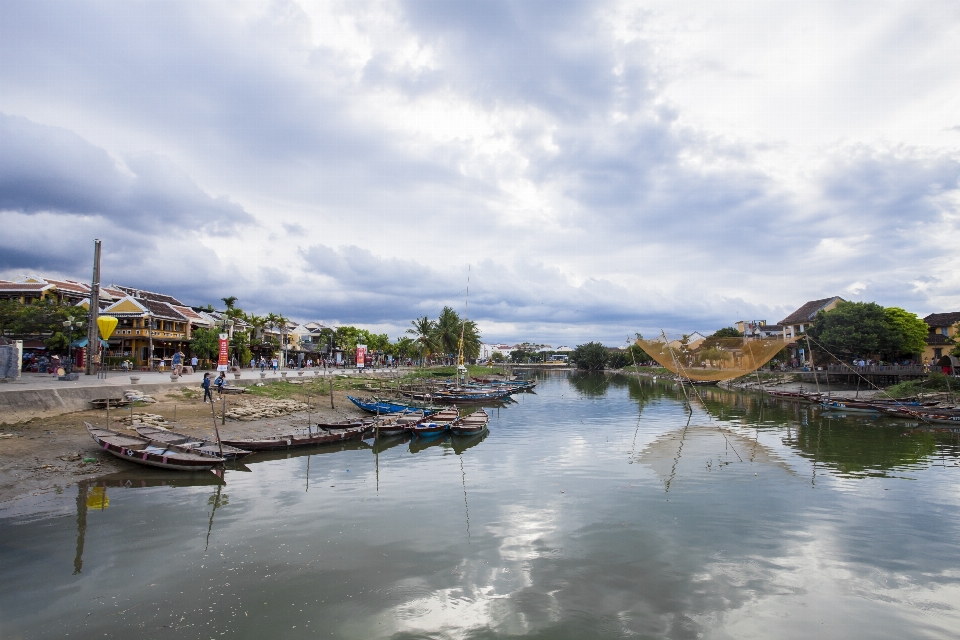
[387,505,562,637]
[716,523,960,639]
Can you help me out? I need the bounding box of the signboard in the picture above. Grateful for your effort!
[217,333,229,372]
[356,344,367,369]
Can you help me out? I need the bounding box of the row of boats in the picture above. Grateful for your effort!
[85,406,490,472]
[395,376,537,403]
[759,389,960,427]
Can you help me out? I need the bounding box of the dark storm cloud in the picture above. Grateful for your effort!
[0,113,253,234]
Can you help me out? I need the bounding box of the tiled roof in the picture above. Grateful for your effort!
[44,279,90,294]
[0,282,51,292]
[779,297,844,325]
[140,299,187,321]
[924,312,960,328]
[111,285,185,307]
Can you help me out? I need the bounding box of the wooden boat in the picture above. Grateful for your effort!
[222,423,374,451]
[347,395,437,416]
[450,408,489,436]
[134,425,252,460]
[408,408,459,438]
[376,411,429,436]
[86,422,226,471]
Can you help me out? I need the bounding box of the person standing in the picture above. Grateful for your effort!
[172,350,183,375]
[259,357,266,372]
[191,355,199,372]
[202,373,213,403]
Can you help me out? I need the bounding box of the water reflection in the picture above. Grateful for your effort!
[3,372,960,639]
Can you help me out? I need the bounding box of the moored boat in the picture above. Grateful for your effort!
[450,408,489,436]
[347,396,438,415]
[134,425,252,460]
[408,408,459,438]
[86,422,226,471]
[222,423,374,451]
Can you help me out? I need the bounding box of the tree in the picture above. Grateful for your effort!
[883,307,928,357]
[710,327,742,338]
[407,316,437,364]
[434,306,462,356]
[190,327,219,361]
[571,342,609,370]
[807,301,925,361]
[221,296,238,310]
[608,350,629,368]
[510,349,527,363]
[491,352,506,363]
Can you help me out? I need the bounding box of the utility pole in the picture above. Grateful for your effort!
[85,240,101,375]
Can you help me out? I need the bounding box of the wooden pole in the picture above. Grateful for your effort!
[330,378,335,409]
[221,394,226,426]
[85,239,101,376]
[105,398,109,428]
[210,397,224,457]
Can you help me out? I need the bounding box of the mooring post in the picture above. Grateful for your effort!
[330,378,335,409]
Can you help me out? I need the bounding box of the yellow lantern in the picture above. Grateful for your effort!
[97,316,118,340]
[86,486,109,510]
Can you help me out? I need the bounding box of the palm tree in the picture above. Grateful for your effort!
[221,296,238,310]
[406,316,437,366]
[435,306,461,358]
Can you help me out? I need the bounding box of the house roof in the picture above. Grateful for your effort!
[110,285,185,307]
[924,312,960,328]
[102,296,187,321]
[0,282,51,293]
[779,297,844,325]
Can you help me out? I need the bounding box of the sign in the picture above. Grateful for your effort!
[217,333,229,372]
[356,344,367,369]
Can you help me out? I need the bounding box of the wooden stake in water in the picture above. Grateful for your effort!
[105,398,109,428]
[330,379,335,409]
[221,394,226,426]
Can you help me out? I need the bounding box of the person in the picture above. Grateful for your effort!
[202,373,213,403]
[172,350,183,375]
[191,355,199,371]
[272,357,278,372]
[250,357,256,369]
[259,357,266,372]
[214,371,226,396]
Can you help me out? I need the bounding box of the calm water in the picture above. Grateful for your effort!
[2,372,960,639]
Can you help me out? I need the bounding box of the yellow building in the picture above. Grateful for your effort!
[778,296,844,339]
[101,296,190,367]
[922,312,960,362]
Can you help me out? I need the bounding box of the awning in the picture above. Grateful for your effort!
[70,338,109,348]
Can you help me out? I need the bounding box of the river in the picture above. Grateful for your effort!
[2,371,959,638]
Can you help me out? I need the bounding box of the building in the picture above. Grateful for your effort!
[734,320,785,339]
[100,296,191,366]
[0,275,118,306]
[922,312,960,362]
[778,296,844,339]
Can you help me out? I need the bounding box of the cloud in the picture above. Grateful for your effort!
[2,0,960,343]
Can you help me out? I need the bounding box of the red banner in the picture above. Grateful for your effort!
[218,333,229,371]
[356,344,366,369]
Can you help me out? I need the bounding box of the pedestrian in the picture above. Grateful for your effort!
[191,355,199,372]
[250,357,256,369]
[172,350,184,375]
[202,373,213,403]
[259,357,266,372]
[272,357,278,372]
[214,371,226,396]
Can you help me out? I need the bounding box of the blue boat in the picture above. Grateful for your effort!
[347,396,437,415]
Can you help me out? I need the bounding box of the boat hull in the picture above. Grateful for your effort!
[86,423,225,471]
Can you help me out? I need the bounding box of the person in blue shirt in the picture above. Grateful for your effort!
[214,371,226,396]
[201,373,213,403]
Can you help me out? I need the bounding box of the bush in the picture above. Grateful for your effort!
[571,342,609,370]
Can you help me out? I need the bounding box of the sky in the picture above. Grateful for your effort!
[2,0,959,346]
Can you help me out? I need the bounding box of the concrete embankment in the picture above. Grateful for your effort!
[0,378,265,424]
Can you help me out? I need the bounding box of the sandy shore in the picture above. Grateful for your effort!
[0,386,368,505]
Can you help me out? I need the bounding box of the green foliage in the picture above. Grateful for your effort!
[625,343,650,364]
[510,349,528,363]
[190,327,219,360]
[883,307,928,356]
[571,342,609,370]
[710,327,743,338]
[807,301,926,360]
[434,307,461,356]
[221,296,238,309]
[0,299,87,350]
[407,316,438,361]
[230,329,253,365]
[608,351,630,369]
[491,352,506,363]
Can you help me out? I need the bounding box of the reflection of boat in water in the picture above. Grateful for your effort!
[410,433,450,454]
[372,433,410,454]
[90,468,227,488]
[451,429,487,454]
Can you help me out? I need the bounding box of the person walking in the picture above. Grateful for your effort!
[259,357,266,372]
[202,373,213,403]
[191,355,199,372]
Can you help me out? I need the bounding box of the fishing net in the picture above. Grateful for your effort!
[636,335,795,382]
